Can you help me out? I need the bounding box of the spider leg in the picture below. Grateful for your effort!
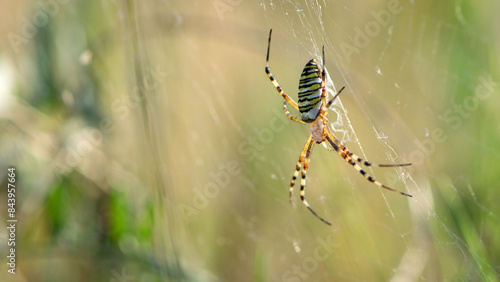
[326,86,346,108]
[324,87,410,168]
[266,29,300,111]
[324,130,412,197]
[300,136,332,225]
[320,49,345,110]
[320,46,328,110]
[283,101,307,124]
[326,128,411,168]
[290,135,313,203]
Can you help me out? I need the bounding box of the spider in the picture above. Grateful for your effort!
[265,29,412,226]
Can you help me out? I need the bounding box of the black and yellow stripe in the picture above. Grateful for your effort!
[298,59,323,123]
[325,132,413,197]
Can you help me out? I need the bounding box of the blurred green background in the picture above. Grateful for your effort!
[1,0,499,281]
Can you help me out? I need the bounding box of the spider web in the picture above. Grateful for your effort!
[261,4,413,195]
[261,0,417,271]
[254,1,499,281]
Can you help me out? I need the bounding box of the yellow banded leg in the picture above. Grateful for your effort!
[326,86,345,108]
[299,138,332,226]
[266,29,300,111]
[326,129,411,168]
[324,132,412,197]
[290,135,313,203]
[283,101,307,124]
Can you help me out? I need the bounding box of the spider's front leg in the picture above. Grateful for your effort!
[320,46,328,110]
[326,86,346,108]
[265,29,300,112]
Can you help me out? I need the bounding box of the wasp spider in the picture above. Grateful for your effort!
[265,29,412,226]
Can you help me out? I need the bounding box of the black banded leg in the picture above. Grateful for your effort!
[320,46,328,108]
[326,129,411,168]
[266,29,300,111]
[290,135,313,203]
[326,86,346,108]
[300,138,332,226]
[325,132,412,197]
[283,101,307,124]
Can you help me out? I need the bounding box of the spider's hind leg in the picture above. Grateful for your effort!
[326,128,411,168]
[325,131,412,197]
[289,135,313,203]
